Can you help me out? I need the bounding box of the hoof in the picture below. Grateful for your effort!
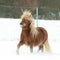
[16,49,19,55]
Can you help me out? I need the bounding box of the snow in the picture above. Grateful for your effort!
[0,18,60,60]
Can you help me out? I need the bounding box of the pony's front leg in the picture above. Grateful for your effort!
[30,44,33,53]
[16,41,24,54]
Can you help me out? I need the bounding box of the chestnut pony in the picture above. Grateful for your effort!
[16,11,50,54]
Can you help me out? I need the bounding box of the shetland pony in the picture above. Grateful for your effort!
[16,11,50,54]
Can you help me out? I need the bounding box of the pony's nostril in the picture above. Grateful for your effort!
[20,22,23,25]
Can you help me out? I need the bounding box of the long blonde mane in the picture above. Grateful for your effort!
[21,11,38,38]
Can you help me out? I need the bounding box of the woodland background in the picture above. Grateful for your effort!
[0,0,60,20]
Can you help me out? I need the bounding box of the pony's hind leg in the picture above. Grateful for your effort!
[39,45,43,52]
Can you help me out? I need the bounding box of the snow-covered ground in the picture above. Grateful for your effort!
[0,18,60,60]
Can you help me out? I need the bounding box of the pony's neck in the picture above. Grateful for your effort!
[22,28,31,34]
[30,26,39,38]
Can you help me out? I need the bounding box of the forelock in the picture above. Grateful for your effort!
[21,11,34,22]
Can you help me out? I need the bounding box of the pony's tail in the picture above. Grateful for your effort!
[44,40,51,52]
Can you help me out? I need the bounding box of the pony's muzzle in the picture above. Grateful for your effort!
[20,22,23,25]
[20,22,26,28]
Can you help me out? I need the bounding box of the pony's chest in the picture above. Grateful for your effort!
[23,33,33,45]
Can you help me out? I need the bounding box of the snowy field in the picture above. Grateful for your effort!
[0,18,60,60]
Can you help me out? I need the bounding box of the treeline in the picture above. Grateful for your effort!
[0,0,60,20]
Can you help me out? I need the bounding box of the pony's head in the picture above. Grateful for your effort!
[20,11,38,38]
[20,11,33,30]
